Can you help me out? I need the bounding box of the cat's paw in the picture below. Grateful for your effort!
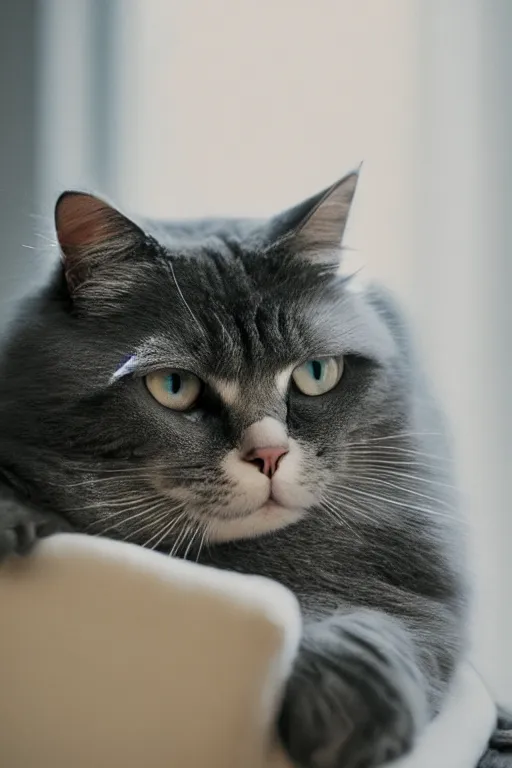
[0,503,72,560]
[278,614,428,768]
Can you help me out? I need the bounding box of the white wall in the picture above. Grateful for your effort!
[413,0,509,704]
[110,0,418,301]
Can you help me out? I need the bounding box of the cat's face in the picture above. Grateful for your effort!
[94,256,396,546]
[2,173,408,552]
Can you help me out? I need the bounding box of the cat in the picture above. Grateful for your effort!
[0,171,509,768]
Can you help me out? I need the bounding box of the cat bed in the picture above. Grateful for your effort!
[0,534,496,768]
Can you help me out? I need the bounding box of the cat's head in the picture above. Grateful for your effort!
[1,171,412,550]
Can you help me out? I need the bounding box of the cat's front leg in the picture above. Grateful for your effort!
[278,610,431,768]
[0,482,73,560]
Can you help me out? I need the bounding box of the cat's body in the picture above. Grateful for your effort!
[0,174,509,767]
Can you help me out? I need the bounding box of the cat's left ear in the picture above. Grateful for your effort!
[267,169,359,268]
[55,191,145,293]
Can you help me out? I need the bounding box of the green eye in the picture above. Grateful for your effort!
[292,357,343,396]
[145,369,202,411]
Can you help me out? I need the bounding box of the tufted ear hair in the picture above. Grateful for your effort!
[266,169,359,268]
[55,191,146,294]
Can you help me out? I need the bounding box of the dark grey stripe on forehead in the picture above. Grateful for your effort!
[225,303,291,369]
[153,237,260,311]
[120,286,397,385]
[121,296,391,383]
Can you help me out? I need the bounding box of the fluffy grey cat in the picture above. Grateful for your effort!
[0,172,509,767]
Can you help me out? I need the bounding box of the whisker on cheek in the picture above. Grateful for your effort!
[343,473,456,510]
[182,524,198,560]
[195,524,210,562]
[344,445,452,464]
[53,471,205,489]
[346,457,452,475]
[91,500,169,536]
[170,520,195,558]
[325,484,463,525]
[70,493,163,513]
[84,497,165,531]
[122,510,171,543]
[143,508,188,550]
[345,430,443,442]
[64,462,208,474]
[320,496,366,543]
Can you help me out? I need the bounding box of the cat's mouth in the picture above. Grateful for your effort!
[204,483,311,542]
[261,493,287,511]
[206,498,305,543]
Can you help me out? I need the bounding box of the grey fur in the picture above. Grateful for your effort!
[478,709,512,767]
[0,174,507,767]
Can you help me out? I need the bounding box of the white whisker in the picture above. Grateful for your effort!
[56,470,202,488]
[92,499,170,536]
[346,464,456,490]
[86,497,168,530]
[344,431,442,445]
[195,524,209,562]
[346,446,452,463]
[320,496,365,542]
[170,520,193,558]
[343,473,456,510]
[125,510,171,543]
[326,484,460,522]
[142,509,187,550]
[212,311,235,351]
[322,490,376,527]
[346,456,448,473]
[151,509,188,550]
[183,521,202,560]
[167,259,205,337]
[71,493,162,512]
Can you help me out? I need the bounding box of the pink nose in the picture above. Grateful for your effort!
[243,446,288,478]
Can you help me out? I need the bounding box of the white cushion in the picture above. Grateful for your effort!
[0,534,495,767]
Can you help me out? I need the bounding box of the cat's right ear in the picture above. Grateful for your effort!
[55,191,145,293]
[265,170,359,270]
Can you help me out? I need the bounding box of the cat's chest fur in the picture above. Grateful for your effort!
[199,513,463,621]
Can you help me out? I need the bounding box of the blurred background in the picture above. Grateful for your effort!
[0,0,510,704]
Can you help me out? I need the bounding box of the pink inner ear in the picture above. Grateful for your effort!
[56,194,122,251]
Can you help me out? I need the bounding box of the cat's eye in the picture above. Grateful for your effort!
[145,369,202,411]
[292,356,343,396]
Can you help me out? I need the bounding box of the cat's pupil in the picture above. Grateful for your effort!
[309,360,323,381]
[165,373,182,394]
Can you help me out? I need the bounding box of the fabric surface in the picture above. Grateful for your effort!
[0,534,496,768]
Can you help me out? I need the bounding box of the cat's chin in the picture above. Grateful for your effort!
[207,502,305,543]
